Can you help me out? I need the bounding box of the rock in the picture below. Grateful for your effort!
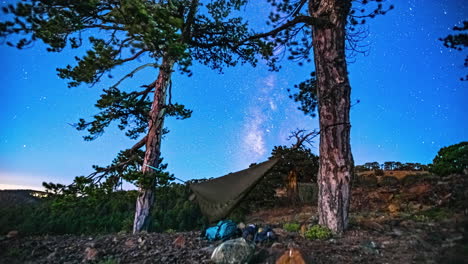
[361,220,384,231]
[361,240,380,255]
[392,228,403,236]
[271,242,285,250]
[300,224,307,237]
[6,230,18,238]
[407,183,431,196]
[388,203,400,214]
[272,228,287,238]
[125,239,137,249]
[200,245,216,255]
[173,235,186,248]
[211,238,255,264]
[47,250,57,261]
[83,247,98,261]
[275,248,307,264]
[138,237,146,247]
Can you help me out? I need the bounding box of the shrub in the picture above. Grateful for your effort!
[401,173,435,186]
[0,182,208,235]
[355,174,378,187]
[375,169,385,176]
[304,225,333,240]
[283,223,300,232]
[379,176,399,187]
[431,142,468,176]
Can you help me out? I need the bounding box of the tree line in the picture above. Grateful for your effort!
[355,161,430,172]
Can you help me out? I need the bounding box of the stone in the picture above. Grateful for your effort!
[6,230,18,238]
[407,183,431,196]
[300,224,307,237]
[211,238,255,264]
[272,228,287,238]
[275,248,307,264]
[172,235,186,248]
[271,242,284,250]
[388,203,400,214]
[83,247,98,261]
[361,220,384,231]
[125,239,137,249]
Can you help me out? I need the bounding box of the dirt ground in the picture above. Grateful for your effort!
[1,173,467,264]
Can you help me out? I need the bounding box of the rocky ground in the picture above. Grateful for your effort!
[1,173,467,264]
[0,215,466,264]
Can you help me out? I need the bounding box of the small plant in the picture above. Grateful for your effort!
[283,223,300,232]
[98,258,119,264]
[6,247,24,258]
[165,228,176,234]
[412,214,430,222]
[304,225,333,240]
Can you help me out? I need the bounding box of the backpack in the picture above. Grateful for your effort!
[205,220,238,241]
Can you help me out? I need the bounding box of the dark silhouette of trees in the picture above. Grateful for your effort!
[431,142,468,176]
[440,21,467,81]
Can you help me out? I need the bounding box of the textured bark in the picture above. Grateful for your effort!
[287,168,299,204]
[133,57,174,233]
[309,0,354,233]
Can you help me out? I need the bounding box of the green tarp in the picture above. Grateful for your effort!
[190,158,280,222]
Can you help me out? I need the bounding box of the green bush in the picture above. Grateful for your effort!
[401,173,434,186]
[304,225,333,240]
[375,169,385,176]
[355,174,378,187]
[283,223,300,232]
[0,182,207,235]
[379,176,399,187]
[431,142,468,176]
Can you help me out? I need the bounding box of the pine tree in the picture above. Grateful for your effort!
[0,0,267,233]
[242,0,393,233]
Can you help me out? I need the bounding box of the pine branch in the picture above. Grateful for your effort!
[111,63,158,88]
[242,15,330,42]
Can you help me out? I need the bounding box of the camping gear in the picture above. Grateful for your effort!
[211,238,255,264]
[205,220,239,241]
[190,158,280,222]
[254,226,276,243]
[242,224,257,241]
[241,224,276,243]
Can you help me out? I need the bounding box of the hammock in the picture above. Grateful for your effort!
[189,158,280,222]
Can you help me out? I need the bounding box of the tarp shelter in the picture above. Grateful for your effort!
[190,158,280,222]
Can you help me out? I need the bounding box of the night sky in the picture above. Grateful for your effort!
[0,0,467,190]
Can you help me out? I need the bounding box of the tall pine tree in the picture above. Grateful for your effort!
[242,0,393,233]
[0,0,268,233]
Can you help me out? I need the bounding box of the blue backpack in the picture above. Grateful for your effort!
[205,220,238,241]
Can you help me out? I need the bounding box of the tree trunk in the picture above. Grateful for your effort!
[287,168,299,204]
[309,0,354,233]
[133,56,174,233]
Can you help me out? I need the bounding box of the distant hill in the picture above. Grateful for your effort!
[0,189,47,208]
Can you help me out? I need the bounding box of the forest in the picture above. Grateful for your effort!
[0,0,467,263]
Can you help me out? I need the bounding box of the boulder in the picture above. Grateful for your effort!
[211,238,255,264]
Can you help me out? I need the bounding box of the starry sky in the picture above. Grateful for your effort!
[0,0,467,190]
